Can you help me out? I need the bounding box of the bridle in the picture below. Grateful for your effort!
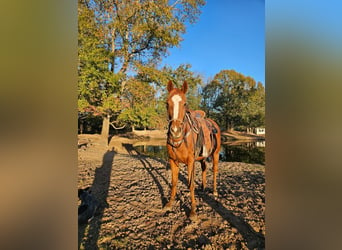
[167,111,195,148]
[167,113,188,147]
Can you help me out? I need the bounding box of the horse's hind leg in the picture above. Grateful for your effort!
[212,152,219,196]
[187,158,197,219]
[200,160,207,191]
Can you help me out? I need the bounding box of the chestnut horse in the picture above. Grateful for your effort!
[164,81,221,219]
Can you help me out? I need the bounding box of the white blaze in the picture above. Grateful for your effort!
[171,94,182,120]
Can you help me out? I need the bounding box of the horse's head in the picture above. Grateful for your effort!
[166,80,188,139]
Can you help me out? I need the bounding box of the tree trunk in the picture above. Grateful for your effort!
[101,114,110,140]
[226,118,234,131]
[111,29,116,73]
[119,55,129,92]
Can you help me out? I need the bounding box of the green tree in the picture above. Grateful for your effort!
[92,0,205,80]
[134,63,170,129]
[118,78,159,130]
[201,77,221,119]
[78,0,205,139]
[134,63,204,129]
[244,82,265,132]
[78,0,122,138]
[163,64,203,110]
[202,70,265,132]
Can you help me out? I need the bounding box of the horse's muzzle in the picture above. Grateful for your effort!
[170,125,182,139]
[169,120,184,139]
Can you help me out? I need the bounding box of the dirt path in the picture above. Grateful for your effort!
[78,136,265,249]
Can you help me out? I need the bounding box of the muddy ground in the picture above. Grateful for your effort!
[78,135,265,249]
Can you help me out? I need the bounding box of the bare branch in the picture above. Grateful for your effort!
[171,0,182,8]
[110,121,126,129]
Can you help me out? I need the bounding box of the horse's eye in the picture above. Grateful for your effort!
[184,103,187,106]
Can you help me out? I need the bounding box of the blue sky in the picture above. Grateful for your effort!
[162,0,265,85]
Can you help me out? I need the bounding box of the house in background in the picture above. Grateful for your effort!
[255,127,265,135]
[256,140,265,147]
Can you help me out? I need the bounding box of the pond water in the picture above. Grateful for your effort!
[133,140,265,165]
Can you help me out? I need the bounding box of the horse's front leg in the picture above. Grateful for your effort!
[164,159,179,211]
[187,157,197,219]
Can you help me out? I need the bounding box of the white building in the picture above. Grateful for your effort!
[256,140,265,147]
[255,127,265,135]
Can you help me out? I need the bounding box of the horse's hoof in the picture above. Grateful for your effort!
[163,202,172,211]
[189,211,198,221]
[213,191,218,197]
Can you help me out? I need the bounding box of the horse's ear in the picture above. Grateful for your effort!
[181,81,188,94]
[167,80,174,92]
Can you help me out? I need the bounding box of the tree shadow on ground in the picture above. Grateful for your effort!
[78,148,116,250]
[177,168,265,249]
[126,143,265,249]
[122,143,194,221]
[122,143,169,207]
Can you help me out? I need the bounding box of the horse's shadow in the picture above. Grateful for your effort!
[122,143,197,221]
[177,167,265,249]
[78,148,116,250]
[118,143,265,249]
[122,143,169,207]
